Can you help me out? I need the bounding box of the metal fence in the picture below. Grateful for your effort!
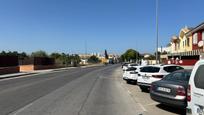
[0,56,19,67]
[19,57,55,65]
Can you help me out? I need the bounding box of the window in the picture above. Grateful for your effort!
[126,67,136,71]
[202,31,204,40]
[187,38,190,46]
[193,33,198,44]
[163,71,191,81]
[183,41,185,48]
[163,66,184,73]
[194,65,204,89]
[140,67,160,73]
[151,67,160,72]
[130,64,138,66]
[163,74,174,81]
[140,67,152,72]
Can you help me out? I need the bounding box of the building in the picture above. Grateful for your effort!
[166,23,204,66]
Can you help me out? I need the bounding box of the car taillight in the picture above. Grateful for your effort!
[176,86,186,96]
[150,84,155,91]
[187,85,191,102]
[152,75,164,78]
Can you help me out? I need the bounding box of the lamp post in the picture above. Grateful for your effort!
[155,0,159,64]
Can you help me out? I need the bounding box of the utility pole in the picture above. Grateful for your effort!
[156,0,159,64]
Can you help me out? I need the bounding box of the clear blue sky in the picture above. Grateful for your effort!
[0,0,203,54]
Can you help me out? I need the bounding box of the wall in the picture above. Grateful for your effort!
[0,66,19,75]
[192,30,204,50]
[20,65,56,72]
[20,65,34,72]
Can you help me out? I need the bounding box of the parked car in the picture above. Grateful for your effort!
[137,65,184,92]
[123,67,137,83]
[122,63,129,71]
[186,60,204,115]
[150,69,191,109]
[128,63,139,68]
[123,66,143,84]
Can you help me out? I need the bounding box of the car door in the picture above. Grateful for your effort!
[192,64,204,115]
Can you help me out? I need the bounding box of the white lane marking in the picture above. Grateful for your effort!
[11,103,33,115]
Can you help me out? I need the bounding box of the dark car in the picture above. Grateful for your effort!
[150,69,192,109]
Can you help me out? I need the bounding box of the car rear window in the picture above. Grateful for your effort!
[163,71,191,81]
[130,64,138,66]
[194,65,204,89]
[126,67,136,71]
[163,66,184,73]
[140,66,160,73]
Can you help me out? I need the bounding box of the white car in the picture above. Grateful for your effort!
[137,65,184,92]
[122,63,129,71]
[128,63,139,68]
[123,67,136,82]
[123,66,143,84]
[187,60,204,115]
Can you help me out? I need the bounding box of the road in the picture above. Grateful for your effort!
[0,65,144,115]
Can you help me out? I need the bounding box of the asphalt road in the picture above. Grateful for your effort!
[0,65,143,115]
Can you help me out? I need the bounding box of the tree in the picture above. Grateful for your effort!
[88,55,100,63]
[121,49,140,62]
[50,53,61,59]
[104,50,109,59]
[0,51,28,59]
[31,50,48,57]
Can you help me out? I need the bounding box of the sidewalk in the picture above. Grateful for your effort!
[0,72,36,79]
[0,64,104,80]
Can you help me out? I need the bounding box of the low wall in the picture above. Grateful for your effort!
[165,59,198,66]
[20,65,56,72]
[20,65,34,72]
[0,66,19,75]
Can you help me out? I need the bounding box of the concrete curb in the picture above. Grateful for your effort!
[0,73,37,80]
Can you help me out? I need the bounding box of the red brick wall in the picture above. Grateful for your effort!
[165,59,198,66]
[192,30,204,50]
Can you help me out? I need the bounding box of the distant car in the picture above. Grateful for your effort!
[137,65,184,92]
[123,67,136,83]
[123,66,143,84]
[122,63,129,71]
[150,69,191,109]
[187,60,204,115]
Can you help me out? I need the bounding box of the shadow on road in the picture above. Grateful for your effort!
[156,104,186,115]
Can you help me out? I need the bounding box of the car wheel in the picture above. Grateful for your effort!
[140,86,148,92]
[126,80,131,84]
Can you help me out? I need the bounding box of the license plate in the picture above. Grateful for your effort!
[142,76,149,79]
[157,87,171,93]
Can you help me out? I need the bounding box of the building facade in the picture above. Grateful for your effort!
[166,24,204,66]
